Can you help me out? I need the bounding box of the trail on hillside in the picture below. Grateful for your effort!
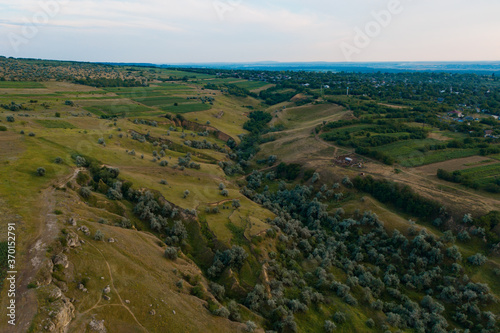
[12,168,82,333]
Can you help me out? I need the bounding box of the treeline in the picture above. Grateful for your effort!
[74,77,145,87]
[353,175,441,220]
[437,168,500,193]
[259,85,298,105]
[204,83,257,98]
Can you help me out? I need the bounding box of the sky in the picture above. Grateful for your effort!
[0,0,499,63]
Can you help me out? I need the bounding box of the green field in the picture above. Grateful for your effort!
[0,81,45,88]
[161,103,212,113]
[133,96,190,106]
[84,104,155,117]
[232,80,270,90]
[34,120,77,129]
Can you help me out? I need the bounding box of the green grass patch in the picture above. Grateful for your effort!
[84,104,155,117]
[161,103,211,114]
[0,81,45,88]
[133,96,189,106]
[34,120,76,129]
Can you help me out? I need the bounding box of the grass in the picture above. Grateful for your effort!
[0,81,45,88]
[133,96,190,106]
[35,120,77,129]
[84,104,155,117]
[161,103,212,114]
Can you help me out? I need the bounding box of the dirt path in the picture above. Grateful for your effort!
[11,168,83,333]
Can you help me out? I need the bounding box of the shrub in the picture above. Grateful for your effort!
[366,318,375,328]
[220,189,229,197]
[36,167,46,176]
[467,253,487,266]
[213,307,230,318]
[232,199,241,209]
[160,160,168,167]
[160,179,168,185]
[183,190,190,198]
[164,247,178,260]
[333,311,346,324]
[0,125,6,131]
[54,156,63,164]
[94,230,104,241]
[28,132,35,137]
[245,321,257,332]
[210,282,225,300]
[324,320,336,332]
[6,116,14,122]
[79,187,92,198]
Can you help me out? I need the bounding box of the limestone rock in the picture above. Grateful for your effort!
[66,231,80,248]
[68,218,77,226]
[47,295,75,332]
[34,259,54,287]
[88,318,107,333]
[42,318,56,331]
[149,309,156,315]
[52,253,69,269]
[102,285,111,294]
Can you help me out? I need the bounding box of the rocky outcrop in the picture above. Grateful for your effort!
[88,318,107,333]
[47,295,75,333]
[52,253,69,269]
[66,231,80,248]
[34,259,54,287]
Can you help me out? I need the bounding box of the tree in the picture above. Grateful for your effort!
[94,230,104,241]
[220,189,229,197]
[183,190,190,198]
[463,213,473,224]
[245,321,257,332]
[324,320,336,332]
[79,187,92,198]
[232,199,241,209]
[164,247,178,260]
[36,167,46,176]
[311,172,320,183]
[54,157,63,164]
[6,116,14,122]
[468,253,487,266]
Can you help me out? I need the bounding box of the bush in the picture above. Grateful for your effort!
[36,167,46,176]
[183,190,190,198]
[0,125,6,131]
[245,321,257,332]
[366,318,375,328]
[324,320,336,332]
[210,282,225,300]
[213,306,230,318]
[333,311,346,324]
[54,157,63,164]
[467,253,487,266]
[6,116,14,122]
[79,187,92,198]
[164,247,178,260]
[28,132,35,137]
[94,230,104,241]
[160,179,168,185]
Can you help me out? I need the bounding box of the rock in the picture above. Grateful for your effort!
[102,285,111,294]
[53,280,68,293]
[172,310,176,315]
[34,259,54,287]
[78,283,84,290]
[149,309,156,315]
[40,285,63,302]
[108,238,115,243]
[42,318,56,331]
[88,318,107,333]
[82,288,88,293]
[80,226,89,233]
[80,240,86,244]
[47,295,75,332]
[52,253,69,269]
[68,218,76,226]
[103,295,110,301]
[66,231,80,248]
[125,300,130,304]
[100,277,104,280]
